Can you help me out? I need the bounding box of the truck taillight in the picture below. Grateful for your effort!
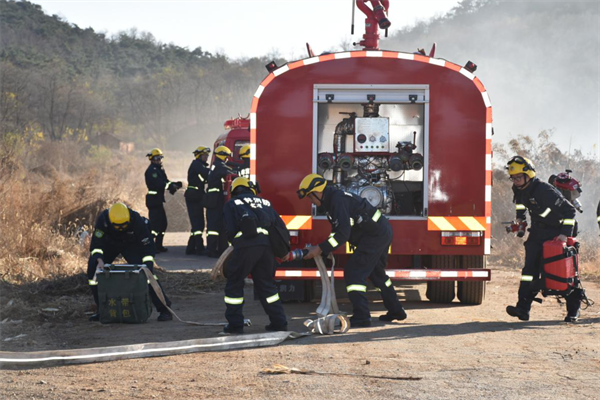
[441,231,482,246]
[290,231,299,245]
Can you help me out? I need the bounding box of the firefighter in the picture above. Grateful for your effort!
[144,148,181,253]
[296,174,407,327]
[236,144,251,179]
[87,203,172,321]
[205,146,234,258]
[222,177,288,334]
[505,156,583,322]
[184,146,211,255]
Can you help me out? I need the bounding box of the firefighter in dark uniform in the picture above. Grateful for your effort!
[505,156,583,322]
[205,145,234,258]
[296,174,407,327]
[144,148,181,253]
[222,177,288,334]
[87,203,172,321]
[185,146,211,255]
[236,144,251,179]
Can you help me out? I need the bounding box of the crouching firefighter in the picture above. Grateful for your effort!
[221,177,288,334]
[505,156,585,322]
[205,146,234,258]
[185,146,211,255]
[297,174,407,328]
[87,203,173,322]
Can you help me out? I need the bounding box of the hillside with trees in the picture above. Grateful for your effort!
[0,0,280,149]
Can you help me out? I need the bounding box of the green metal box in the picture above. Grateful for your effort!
[97,265,152,324]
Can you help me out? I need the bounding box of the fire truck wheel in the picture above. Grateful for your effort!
[457,255,486,305]
[425,255,456,303]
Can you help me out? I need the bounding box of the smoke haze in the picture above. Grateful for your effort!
[382,0,600,159]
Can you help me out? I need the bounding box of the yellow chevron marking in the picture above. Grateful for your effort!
[458,216,486,231]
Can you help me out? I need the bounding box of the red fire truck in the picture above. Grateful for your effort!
[239,1,492,304]
[212,115,250,169]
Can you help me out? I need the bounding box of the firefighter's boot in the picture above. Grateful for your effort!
[265,323,288,332]
[155,235,168,253]
[564,288,582,323]
[379,308,407,322]
[194,235,206,255]
[506,305,530,321]
[157,311,173,322]
[222,324,244,335]
[185,235,195,255]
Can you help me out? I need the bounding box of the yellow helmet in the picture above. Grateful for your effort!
[108,203,130,231]
[506,156,536,179]
[239,144,251,159]
[215,145,232,161]
[297,173,327,199]
[231,177,257,196]
[146,148,163,160]
[193,146,210,158]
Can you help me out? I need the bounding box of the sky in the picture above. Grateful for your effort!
[34,0,460,59]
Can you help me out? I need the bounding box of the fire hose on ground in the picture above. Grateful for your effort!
[0,253,347,369]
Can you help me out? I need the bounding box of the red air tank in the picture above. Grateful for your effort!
[542,237,578,294]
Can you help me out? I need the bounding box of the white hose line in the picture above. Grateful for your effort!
[0,331,308,369]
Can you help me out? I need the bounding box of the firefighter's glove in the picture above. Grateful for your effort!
[168,183,178,195]
[303,245,323,261]
[96,258,105,273]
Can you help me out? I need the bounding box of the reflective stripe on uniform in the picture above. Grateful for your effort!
[539,207,552,218]
[346,284,367,292]
[188,186,198,190]
[142,255,154,263]
[193,231,203,236]
[151,230,159,237]
[208,188,220,193]
[328,237,339,248]
[165,182,171,190]
[349,218,354,226]
[91,249,103,256]
[562,219,575,226]
[207,231,219,236]
[224,296,244,305]
[597,216,600,222]
[372,209,382,222]
[266,293,280,304]
[148,191,158,195]
[88,280,98,286]
[235,228,269,238]
[516,204,526,211]
[521,275,534,282]
[198,174,205,182]
[385,278,392,287]
[153,275,159,280]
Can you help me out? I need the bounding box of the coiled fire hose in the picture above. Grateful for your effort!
[305,255,349,335]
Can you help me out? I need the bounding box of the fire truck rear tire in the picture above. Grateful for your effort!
[425,255,456,303]
[457,255,486,305]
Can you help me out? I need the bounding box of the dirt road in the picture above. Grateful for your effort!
[1,232,599,399]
